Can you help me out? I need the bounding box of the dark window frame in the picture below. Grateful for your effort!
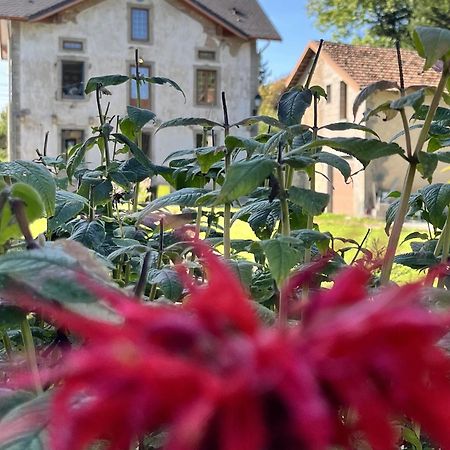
[62,39,84,51]
[61,60,85,99]
[129,63,152,109]
[326,84,332,103]
[339,81,347,120]
[195,68,218,106]
[61,129,84,154]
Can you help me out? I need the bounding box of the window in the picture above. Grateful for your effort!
[326,84,332,103]
[130,8,149,42]
[62,61,84,98]
[196,69,217,106]
[198,50,216,61]
[130,64,151,109]
[142,131,152,158]
[61,129,84,153]
[62,40,83,51]
[340,81,347,119]
[195,132,214,148]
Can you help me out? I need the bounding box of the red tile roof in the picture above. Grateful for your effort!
[287,41,441,89]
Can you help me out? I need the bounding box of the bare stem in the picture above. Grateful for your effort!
[134,251,151,298]
[436,211,450,289]
[149,221,164,301]
[305,39,324,89]
[2,331,12,359]
[21,318,43,394]
[133,49,143,213]
[222,92,231,259]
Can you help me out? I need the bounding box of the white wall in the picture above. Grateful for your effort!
[11,0,256,165]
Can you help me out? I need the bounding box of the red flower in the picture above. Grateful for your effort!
[2,242,450,450]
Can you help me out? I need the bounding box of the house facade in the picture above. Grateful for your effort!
[0,0,280,164]
[286,41,446,217]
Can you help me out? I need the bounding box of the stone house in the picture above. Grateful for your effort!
[0,0,280,164]
[286,41,446,217]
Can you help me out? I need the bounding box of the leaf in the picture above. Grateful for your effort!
[77,177,113,206]
[291,229,330,247]
[47,190,88,232]
[0,393,50,450]
[394,252,439,269]
[385,193,422,235]
[0,161,56,216]
[362,101,398,122]
[261,237,302,286]
[436,151,450,163]
[312,152,351,181]
[85,74,129,94]
[227,260,254,289]
[113,133,157,173]
[417,151,438,181]
[277,88,312,127]
[148,268,183,301]
[157,118,222,132]
[420,183,450,228]
[116,157,155,183]
[283,155,315,170]
[320,122,380,138]
[126,106,156,129]
[107,244,148,262]
[412,106,450,123]
[216,157,276,204]
[195,147,225,173]
[0,304,24,331]
[225,136,262,156]
[289,138,404,167]
[400,231,429,246]
[69,220,106,250]
[66,136,98,181]
[232,116,286,129]
[288,186,329,216]
[137,188,209,221]
[413,26,450,70]
[145,76,186,100]
[390,89,426,111]
[353,80,399,119]
[0,391,34,420]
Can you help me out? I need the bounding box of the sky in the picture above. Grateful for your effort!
[0,0,329,110]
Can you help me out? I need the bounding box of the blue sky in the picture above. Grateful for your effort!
[0,0,328,110]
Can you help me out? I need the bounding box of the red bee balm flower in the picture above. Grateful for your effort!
[3,242,450,450]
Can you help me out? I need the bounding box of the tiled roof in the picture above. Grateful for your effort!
[287,41,441,89]
[0,0,281,40]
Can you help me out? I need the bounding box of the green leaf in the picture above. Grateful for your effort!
[412,105,450,123]
[126,106,156,129]
[320,122,380,138]
[0,304,24,331]
[66,136,98,181]
[413,26,450,70]
[144,76,186,100]
[225,136,262,156]
[116,157,155,183]
[288,186,330,216]
[289,138,404,167]
[0,393,50,450]
[195,147,225,173]
[77,176,113,206]
[291,229,330,247]
[69,220,106,249]
[216,157,276,204]
[417,151,438,181]
[394,252,438,269]
[0,161,56,216]
[137,188,209,221]
[85,74,129,94]
[148,268,183,301]
[390,89,426,111]
[420,183,450,228]
[0,391,34,420]
[400,231,429,246]
[312,152,351,181]
[108,243,147,262]
[353,80,399,119]
[436,151,450,163]
[384,193,422,235]
[277,88,312,127]
[157,118,222,132]
[261,237,302,286]
[232,115,286,129]
[228,260,254,289]
[113,133,157,173]
[283,155,315,170]
[47,190,88,232]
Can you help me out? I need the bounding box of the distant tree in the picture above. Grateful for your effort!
[258,77,286,133]
[0,109,7,161]
[307,0,450,47]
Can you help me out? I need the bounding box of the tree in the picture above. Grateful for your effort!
[0,109,7,161]
[258,77,287,132]
[307,0,450,47]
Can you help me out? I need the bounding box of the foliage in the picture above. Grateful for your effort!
[0,26,449,450]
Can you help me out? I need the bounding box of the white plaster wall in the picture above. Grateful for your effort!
[12,0,255,166]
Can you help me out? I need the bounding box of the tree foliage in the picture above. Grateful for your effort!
[307,0,450,46]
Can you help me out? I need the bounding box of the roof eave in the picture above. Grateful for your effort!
[28,0,88,22]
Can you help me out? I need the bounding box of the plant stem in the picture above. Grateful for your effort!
[149,221,164,301]
[305,39,324,89]
[2,331,12,359]
[96,85,111,169]
[10,199,38,250]
[436,211,450,289]
[379,163,417,285]
[134,251,151,298]
[221,92,231,259]
[21,318,43,394]
[277,145,290,237]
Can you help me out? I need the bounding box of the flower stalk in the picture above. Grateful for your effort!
[221,92,231,259]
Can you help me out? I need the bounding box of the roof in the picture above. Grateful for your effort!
[0,0,281,40]
[286,41,441,90]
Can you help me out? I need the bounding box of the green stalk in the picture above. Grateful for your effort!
[21,318,43,394]
[149,221,164,301]
[221,92,231,259]
[2,331,12,359]
[133,49,143,213]
[436,210,450,289]
[277,163,290,237]
[380,63,449,285]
